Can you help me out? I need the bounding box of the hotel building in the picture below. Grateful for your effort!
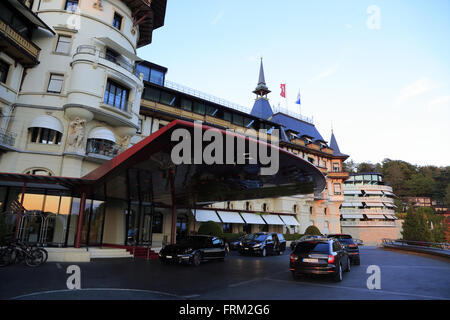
[0,0,349,259]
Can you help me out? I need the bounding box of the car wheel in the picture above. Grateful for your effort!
[261,248,267,257]
[192,252,201,267]
[333,263,343,282]
[345,257,351,272]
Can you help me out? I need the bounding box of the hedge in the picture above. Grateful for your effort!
[304,225,322,236]
[283,234,305,241]
[197,221,223,237]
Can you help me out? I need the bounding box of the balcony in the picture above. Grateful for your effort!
[0,18,40,65]
[341,220,396,227]
[75,45,135,74]
[327,171,350,179]
[0,128,16,151]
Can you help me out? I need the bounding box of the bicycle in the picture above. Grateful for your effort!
[0,239,48,267]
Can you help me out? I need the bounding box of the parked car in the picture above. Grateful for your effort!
[226,235,246,251]
[239,232,286,257]
[327,234,360,265]
[290,235,323,251]
[158,235,227,266]
[289,238,351,282]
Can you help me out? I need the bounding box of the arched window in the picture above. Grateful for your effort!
[24,168,53,176]
[293,204,298,213]
[324,207,327,215]
[87,127,117,157]
[28,115,63,145]
[309,206,313,214]
[262,203,268,212]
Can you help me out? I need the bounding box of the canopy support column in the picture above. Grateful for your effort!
[169,169,176,245]
[14,182,27,240]
[74,192,87,248]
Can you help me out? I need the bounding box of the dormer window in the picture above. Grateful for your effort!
[304,137,312,145]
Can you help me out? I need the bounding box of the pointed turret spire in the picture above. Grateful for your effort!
[330,131,344,156]
[253,57,271,98]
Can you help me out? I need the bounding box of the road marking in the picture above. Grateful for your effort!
[10,288,186,300]
[228,278,261,288]
[265,277,449,300]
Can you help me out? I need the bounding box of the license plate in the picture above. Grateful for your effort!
[166,255,172,259]
[303,258,318,263]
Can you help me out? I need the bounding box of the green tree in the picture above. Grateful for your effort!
[406,173,434,196]
[357,162,376,173]
[197,221,223,237]
[401,207,431,241]
[444,183,450,208]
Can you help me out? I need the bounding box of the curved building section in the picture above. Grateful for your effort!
[1,0,166,178]
[340,172,402,245]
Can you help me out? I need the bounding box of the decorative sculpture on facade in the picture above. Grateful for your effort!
[93,0,103,10]
[67,117,86,153]
[118,135,131,152]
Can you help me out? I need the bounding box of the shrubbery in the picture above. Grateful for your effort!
[304,225,322,236]
[402,207,446,243]
[197,221,223,237]
[283,233,305,241]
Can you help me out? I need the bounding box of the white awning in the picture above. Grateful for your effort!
[341,202,363,207]
[240,213,266,225]
[344,190,362,195]
[192,209,221,223]
[216,211,245,224]
[261,214,285,225]
[364,190,384,195]
[383,202,394,208]
[384,214,398,220]
[364,202,384,207]
[365,214,386,219]
[96,37,142,61]
[382,191,394,196]
[279,215,300,226]
[88,127,116,143]
[342,214,364,219]
[29,115,63,133]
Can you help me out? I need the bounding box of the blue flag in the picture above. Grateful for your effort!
[295,91,301,105]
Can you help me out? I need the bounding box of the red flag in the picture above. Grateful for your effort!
[280,84,286,98]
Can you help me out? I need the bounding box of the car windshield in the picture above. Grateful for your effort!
[245,234,267,242]
[329,235,354,244]
[337,238,354,244]
[294,242,329,254]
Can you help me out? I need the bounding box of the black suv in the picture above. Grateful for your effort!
[239,232,286,257]
[327,234,360,265]
[289,238,351,282]
[159,235,227,266]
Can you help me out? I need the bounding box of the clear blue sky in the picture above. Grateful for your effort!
[138,0,450,167]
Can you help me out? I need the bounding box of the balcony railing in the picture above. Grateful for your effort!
[0,18,40,62]
[341,220,396,227]
[0,128,16,148]
[75,45,135,74]
[86,139,120,158]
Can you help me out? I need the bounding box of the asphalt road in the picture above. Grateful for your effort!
[0,247,449,300]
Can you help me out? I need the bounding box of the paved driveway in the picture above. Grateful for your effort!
[0,247,449,300]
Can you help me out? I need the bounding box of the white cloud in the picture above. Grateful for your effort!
[309,63,340,82]
[396,77,436,104]
[211,10,225,25]
[427,95,450,111]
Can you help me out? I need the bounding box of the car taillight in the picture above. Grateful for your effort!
[349,244,357,248]
[290,254,297,263]
[328,255,335,264]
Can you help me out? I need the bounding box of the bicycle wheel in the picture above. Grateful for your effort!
[0,248,12,267]
[25,249,45,267]
[35,248,48,264]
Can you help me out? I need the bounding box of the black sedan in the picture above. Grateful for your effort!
[327,234,360,265]
[239,232,286,257]
[159,235,227,266]
[289,238,351,282]
[226,235,245,251]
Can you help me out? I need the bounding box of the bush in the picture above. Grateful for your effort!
[197,221,223,237]
[283,234,304,241]
[304,225,322,236]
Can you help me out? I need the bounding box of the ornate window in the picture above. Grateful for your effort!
[104,79,130,111]
[24,168,53,176]
[28,115,63,145]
